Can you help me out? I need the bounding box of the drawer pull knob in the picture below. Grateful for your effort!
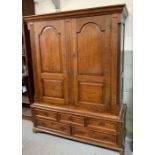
[102,135,109,140]
[41,122,45,126]
[57,113,61,121]
[77,131,84,135]
[68,116,73,121]
[98,121,105,126]
[84,118,88,127]
[60,126,66,131]
[70,126,73,135]
[44,112,49,117]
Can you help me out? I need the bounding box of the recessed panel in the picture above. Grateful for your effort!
[42,79,63,98]
[39,26,62,73]
[77,23,103,75]
[79,82,104,104]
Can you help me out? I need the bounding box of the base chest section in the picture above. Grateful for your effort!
[32,107,126,150]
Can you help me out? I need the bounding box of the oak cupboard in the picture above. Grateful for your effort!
[24,4,128,155]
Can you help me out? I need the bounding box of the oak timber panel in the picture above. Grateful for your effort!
[73,125,116,144]
[36,118,70,135]
[34,108,57,121]
[39,26,62,73]
[87,117,117,132]
[77,22,103,75]
[42,79,64,98]
[60,113,84,126]
[32,20,69,105]
[79,82,104,104]
[110,14,122,107]
[72,15,111,108]
[64,19,73,105]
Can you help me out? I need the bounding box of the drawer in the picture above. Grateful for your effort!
[36,118,70,135]
[34,109,57,121]
[87,118,117,132]
[60,113,84,126]
[73,126,116,144]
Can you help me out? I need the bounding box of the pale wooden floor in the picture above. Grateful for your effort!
[22,120,132,155]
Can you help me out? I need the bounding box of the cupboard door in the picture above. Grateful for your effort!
[72,15,111,110]
[32,20,69,105]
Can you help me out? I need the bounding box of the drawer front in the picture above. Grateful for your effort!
[36,118,70,135]
[34,109,57,121]
[87,118,117,132]
[73,126,116,144]
[60,113,84,126]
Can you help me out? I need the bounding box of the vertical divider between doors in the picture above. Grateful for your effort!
[71,19,78,106]
[64,19,74,105]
